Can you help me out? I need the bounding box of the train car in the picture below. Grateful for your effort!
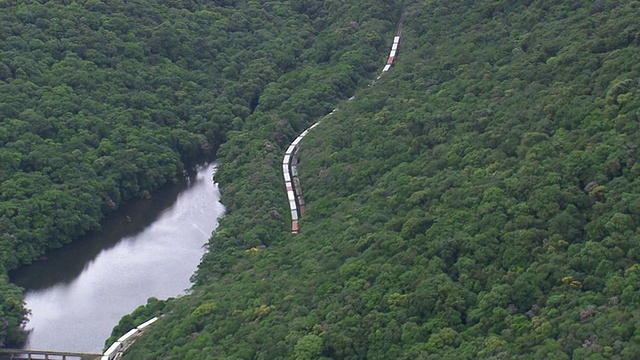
[383,32,401,71]
[283,119,324,235]
[102,341,123,360]
[286,144,297,154]
[137,317,159,331]
[283,29,401,235]
[118,328,140,346]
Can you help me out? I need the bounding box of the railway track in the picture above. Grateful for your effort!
[282,25,403,234]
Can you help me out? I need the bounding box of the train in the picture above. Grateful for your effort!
[382,35,401,72]
[282,27,402,233]
[101,317,159,360]
[282,122,320,233]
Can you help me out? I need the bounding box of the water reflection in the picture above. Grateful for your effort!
[9,162,224,353]
[11,184,185,291]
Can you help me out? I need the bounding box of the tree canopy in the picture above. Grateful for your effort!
[122,0,640,358]
[2,0,640,357]
[0,0,400,346]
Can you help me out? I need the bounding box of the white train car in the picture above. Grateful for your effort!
[102,341,123,360]
[118,328,140,348]
[282,119,325,233]
[100,317,159,360]
[383,32,401,71]
[286,144,297,154]
[137,317,159,331]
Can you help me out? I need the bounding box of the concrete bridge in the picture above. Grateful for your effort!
[0,349,101,360]
[0,316,159,360]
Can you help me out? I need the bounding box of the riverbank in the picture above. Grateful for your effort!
[9,163,224,353]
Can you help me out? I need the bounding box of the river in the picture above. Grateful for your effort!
[9,162,224,354]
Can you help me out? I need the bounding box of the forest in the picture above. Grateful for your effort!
[2,0,640,358]
[0,0,399,348]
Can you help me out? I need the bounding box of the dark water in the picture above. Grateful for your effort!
[9,162,224,353]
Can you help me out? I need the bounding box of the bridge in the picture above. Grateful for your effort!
[0,349,101,360]
[0,316,158,360]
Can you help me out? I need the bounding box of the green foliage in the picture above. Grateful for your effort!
[0,0,399,347]
[103,297,165,351]
[0,273,29,347]
[3,0,640,357]
[294,334,323,360]
[125,0,640,358]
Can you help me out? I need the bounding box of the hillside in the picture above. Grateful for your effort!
[1,0,639,357]
[119,0,640,359]
[0,0,399,347]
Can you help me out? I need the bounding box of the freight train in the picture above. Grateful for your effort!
[383,35,401,72]
[282,122,320,233]
[282,27,402,234]
[101,317,158,360]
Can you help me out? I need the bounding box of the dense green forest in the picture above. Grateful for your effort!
[0,0,398,347]
[3,0,640,358]
[115,0,640,358]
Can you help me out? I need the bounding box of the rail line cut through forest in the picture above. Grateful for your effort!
[282,24,403,234]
